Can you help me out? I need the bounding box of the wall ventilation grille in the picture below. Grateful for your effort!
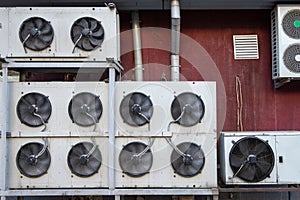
[233,35,259,60]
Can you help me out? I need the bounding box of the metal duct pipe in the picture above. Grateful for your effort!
[132,11,143,81]
[171,0,181,81]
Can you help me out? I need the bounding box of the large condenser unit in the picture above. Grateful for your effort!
[5,82,109,189]
[221,131,300,185]
[0,7,119,61]
[115,81,217,188]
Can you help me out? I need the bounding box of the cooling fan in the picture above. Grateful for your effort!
[120,92,153,126]
[119,142,153,177]
[16,92,52,129]
[67,142,102,177]
[19,17,54,51]
[71,17,104,52]
[282,9,300,39]
[229,136,275,182]
[16,142,51,178]
[68,92,103,127]
[171,92,205,127]
[171,142,205,177]
[283,44,300,73]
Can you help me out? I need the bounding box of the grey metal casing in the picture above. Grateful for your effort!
[220,131,300,185]
[271,4,300,79]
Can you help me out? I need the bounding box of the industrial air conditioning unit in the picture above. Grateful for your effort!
[7,82,109,137]
[0,7,119,61]
[271,4,300,80]
[8,137,108,189]
[115,81,217,188]
[220,131,300,185]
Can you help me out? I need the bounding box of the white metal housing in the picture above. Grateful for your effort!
[8,137,108,189]
[115,81,216,137]
[0,7,119,62]
[220,131,300,185]
[7,82,109,137]
[115,82,217,188]
[271,4,300,79]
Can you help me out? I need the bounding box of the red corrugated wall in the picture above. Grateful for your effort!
[119,10,300,133]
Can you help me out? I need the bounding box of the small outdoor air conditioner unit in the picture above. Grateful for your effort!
[221,131,300,185]
[271,5,300,82]
[0,7,119,62]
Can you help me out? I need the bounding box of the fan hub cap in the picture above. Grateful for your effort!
[80,104,90,113]
[184,104,193,114]
[131,155,141,165]
[131,104,142,113]
[183,154,193,165]
[27,155,37,165]
[82,28,92,36]
[29,104,38,114]
[247,154,257,164]
[29,28,39,37]
[79,155,89,165]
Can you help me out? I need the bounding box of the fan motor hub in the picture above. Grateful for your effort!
[27,155,37,165]
[80,104,90,113]
[79,155,89,165]
[82,28,92,36]
[131,104,142,113]
[29,28,39,37]
[29,104,38,114]
[183,154,193,165]
[184,104,193,113]
[131,155,141,165]
[247,154,257,164]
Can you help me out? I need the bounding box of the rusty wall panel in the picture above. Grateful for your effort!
[119,10,300,132]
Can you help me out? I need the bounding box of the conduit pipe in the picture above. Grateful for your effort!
[132,11,143,81]
[171,0,181,81]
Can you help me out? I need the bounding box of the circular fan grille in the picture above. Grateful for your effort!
[119,142,153,177]
[71,17,104,51]
[283,44,300,73]
[67,142,102,177]
[171,142,205,177]
[229,137,275,183]
[16,92,52,127]
[68,92,103,127]
[120,92,153,126]
[282,10,300,39]
[16,142,51,178]
[171,92,205,127]
[19,17,54,51]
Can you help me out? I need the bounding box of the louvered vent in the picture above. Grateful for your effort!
[233,35,259,60]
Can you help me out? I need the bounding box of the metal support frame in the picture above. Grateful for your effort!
[0,62,8,200]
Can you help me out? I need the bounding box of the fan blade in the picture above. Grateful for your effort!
[230,153,244,168]
[90,20,98,32]
[33,18,43,29]
[29,143,41,155]
[89,36,101,47]
[82,37,93,50]
[254,142,268,155]
[241,164,256,181]
[238,139,249,156]
[92,26,104,38]
[77,18,89,29]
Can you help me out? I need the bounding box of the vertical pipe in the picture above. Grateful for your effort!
[0,62,7,200]
[132,11,143,81]
[108,65,116,190]
[171,0,181,81]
